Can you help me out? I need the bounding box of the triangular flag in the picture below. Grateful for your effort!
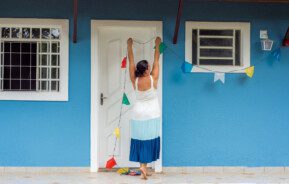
[181,61,193,73]
[113,127,120,139]
[122,93,130,105]
[121,57,127,68]
[245,66,255,78]
[106,157,117,169]
[159,42,167,54]
[214,73,225,84]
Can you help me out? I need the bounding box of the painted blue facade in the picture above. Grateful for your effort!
[0,0,289,167]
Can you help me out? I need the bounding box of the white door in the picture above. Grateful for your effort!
[97,25,160,168]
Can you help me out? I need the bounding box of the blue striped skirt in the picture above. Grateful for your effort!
[129,118,160,163]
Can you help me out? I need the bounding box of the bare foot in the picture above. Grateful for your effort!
[146,169,152,176]
[140,167,147,180]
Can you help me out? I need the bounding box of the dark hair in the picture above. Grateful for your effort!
[135,60,149,77]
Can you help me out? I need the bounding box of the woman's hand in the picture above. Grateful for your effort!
[127,38,133,47]
[155,37,161,47]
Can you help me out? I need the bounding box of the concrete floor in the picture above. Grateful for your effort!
[1,172,289,184]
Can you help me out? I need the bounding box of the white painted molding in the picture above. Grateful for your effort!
[90,20,163,173]
[0,18,69,101]
[163,167,288,174]
[1,167,89,173]
[185,21,251,73]
[0,167,288,174]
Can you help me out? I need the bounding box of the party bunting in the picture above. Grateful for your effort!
[122,93,130,105]
[245,66,255,78]
[181,61,193,73]
[113,127,120,139]
[121,57,127,68]
[214,73,225,84]
[106,157,117,169]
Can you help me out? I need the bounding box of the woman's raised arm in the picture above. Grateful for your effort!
[127,38,136,86]
[151,37,161,84]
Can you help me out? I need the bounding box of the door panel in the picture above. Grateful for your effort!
[99,26,156,167]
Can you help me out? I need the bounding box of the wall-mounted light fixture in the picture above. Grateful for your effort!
[283,27,289,47]
[260,30,274,51]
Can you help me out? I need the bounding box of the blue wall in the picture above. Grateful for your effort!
[0,0,289,167]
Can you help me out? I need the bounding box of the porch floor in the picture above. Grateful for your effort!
[1,171,289,184]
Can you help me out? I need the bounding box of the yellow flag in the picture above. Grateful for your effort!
[245,66,255,78]
[113,127,120,139]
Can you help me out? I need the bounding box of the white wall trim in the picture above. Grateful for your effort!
[0,167,89,173]
[0,18,69,101]
[90,20,163,173]
[185,21,251,73]
[163,167,288,174]
[1,167,288,174]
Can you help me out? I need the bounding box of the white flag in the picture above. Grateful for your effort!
[214,73,225,84]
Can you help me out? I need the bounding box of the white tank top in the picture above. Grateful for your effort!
[135,75,158,101]
[132,76,160,120]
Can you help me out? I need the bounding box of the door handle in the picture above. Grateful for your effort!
[100,93,107,105]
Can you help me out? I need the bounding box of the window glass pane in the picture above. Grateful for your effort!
[200,49,233,58]
[51,28,60,39]
[21,67,31,79]
[21,54,30,66]
[41,81,48,90]
[31,79,36,90]
[4,42,10,52]
[21,80,30,90]
[11,67,20,79]
[51,68,59,79]
[192,29,198,65]
[41,42,49,53]
[200,29,233,36]
[11,43,20,52]
[41,67,48,79]
[1,28,10,38]
[4,67,10,78]
[199,59,233,65]
[4,53,10,65]
[51,42,59,53]
[200,38,233,47]
[22,28,30,39]
[31,54,36,66]
[21,43,31,53]
[11,28,21,38]
[51,55,59,66]
[235,30,241,66]
[32,28,40,39]
[51,81,59,91]
[42,28,50,39]
[11,54,20,65]
[40,54,48,66]
[31,67,36,79]
[11,80,20,90]
[3,80,10,90]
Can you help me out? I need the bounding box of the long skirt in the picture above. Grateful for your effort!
[129,117,160,163]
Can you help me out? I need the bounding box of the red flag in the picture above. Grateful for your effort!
[121,57,127,68]
[106,157,117,169]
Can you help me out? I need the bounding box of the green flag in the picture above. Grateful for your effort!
[122,93,130,105]
[159,42,167,54]
[154,42,166,54]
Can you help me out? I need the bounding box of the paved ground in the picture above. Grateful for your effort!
[1,172,289,184]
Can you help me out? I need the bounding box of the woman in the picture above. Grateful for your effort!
[127,37,161,180]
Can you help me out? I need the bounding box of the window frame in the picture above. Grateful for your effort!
[185,21,250,73]
[0,18,69,101]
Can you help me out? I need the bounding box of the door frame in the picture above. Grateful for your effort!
[90,20,163,172]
